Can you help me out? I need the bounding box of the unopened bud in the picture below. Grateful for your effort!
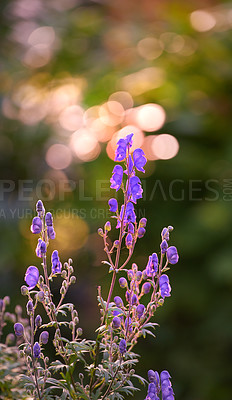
[73,316,79,325]
[26,300,34,314]
[20,286,28,296]
[35,315,42,327]
[37,291,45,302]
[98,228,104,237]
[69,321,75,330]
[0,299,4,312]
[114,240,119,248]
[60,286,66,295]
[3,296,10,306]
[70,276,76,284]
[104,221,111,232]
[68,266,74,274]
[61,270,67,279]
[6,333,15,345]
[77,327,83,336]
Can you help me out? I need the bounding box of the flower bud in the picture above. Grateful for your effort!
[128,223,134,234]
[35,315,42,328]
[6,333,15,345]
[15,305,22,315]
[136,304,145,319]
[114,240,119,248]
[36,200,45,216]
[142,282,151,294]
[0,299,4,312]
[73,317,79,325]
[70,276,76,284]
[4,312,16,323]
[132,263,138,273]
[60,286,66,295]
[33,342,41,358]
[108,198,118,212]
[68,265,74,274]
[36,291,45,302]
[127,270,134,280]
[135,271,142,282]
[119,277,127,288]
[39,331,49,345]
[119,338,126,354]
[131,294,138,305]
[139,217,147,228]
[125,233,133,249]
[160,239,168,254]
[98,228,104,237]
[3,296,10,306]
[26,300,34,314]
[137,227,146,238]
[77,327,83,336]
[14,322,24,337]
[104,221,111,232]
[112,316,121,329]
[114,296,124,307]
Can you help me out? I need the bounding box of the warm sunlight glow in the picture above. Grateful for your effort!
[70,129,101,162]
[58,105,84,131]
[137,37,163,60]
[108,91,134,110]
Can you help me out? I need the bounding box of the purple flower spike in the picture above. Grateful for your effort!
[108,198,118,212]
[133,148,147,173]
[25,266,39,290]
[36,239,47,258]
[30,217,42,234]
[112,316,121,329]
[119,338,126,354]
[33,342,41,358]
[51,250,62,274]
[14,322,24,337]
[160,239,168,254]
[115,134,133,161]
[167,246,179,264]
[110,165,123,191]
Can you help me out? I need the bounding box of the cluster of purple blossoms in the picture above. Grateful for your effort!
[145,369,175,400]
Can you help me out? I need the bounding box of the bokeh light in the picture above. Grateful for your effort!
[190,10,216,32]
[106,125,144,160]
[137,37,163,60]
[45,143,72,170]
[58,105,84,131]
[135,103,166,132]
[108,91,134,110]
[151,134,179,160]
[70,128,101,162]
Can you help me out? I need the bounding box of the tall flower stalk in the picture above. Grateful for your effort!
[13,133,179,400]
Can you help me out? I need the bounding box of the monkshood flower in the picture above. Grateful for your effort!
[138,227,146,238]
[159,275,171,298]
[110,165,123,191]
[25,266,39,289]
[160,370,175,400]
[115,133,133,161]
[129,176,143,203]
[142,282,151,294]
[146,253,158,277]
[45,212,56,239]
[30,217,42,234]
[125,233,133,248]
[27,300,34,314]
[39,331,49,345]
[148,369,160,385]
[160,239,168,254]
[35,315,42,328]
[45,212,53,226]
[47,226,56,240]
[161,227,169,241]
[133,148,147,173]
[51,250,62,274]
[167,246,179,264]
[116,202,136,228]
[36,239,47,258]
[119,277,127,288]
[108,198,118,212]
[33,342,41,358]
[128,222,134,234]
[119,338,127,354]
[14,322,24,337]
[36,200,45,217]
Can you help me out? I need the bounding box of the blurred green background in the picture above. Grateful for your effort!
[1,0,232,398]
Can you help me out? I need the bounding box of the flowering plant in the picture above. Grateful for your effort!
[6,133,179,399]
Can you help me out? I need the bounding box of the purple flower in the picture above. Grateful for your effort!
[47,226,56,240]
[138,227,146,238]
[136,304,145,318]
[26,300,34,314]
[116,202,136,229]
[25,266,39,290]
[112,316,121,329]
[159,275,171,298]
[115,134,133,161]
[114,296,124,307]
[135,270,142,281]
[142,282,151,294]
[0,299,4,312]
[119,338,126,354]
[128,222,134,234]
[110,165,123,191]
[108,198,118,212]
[167,246,179,264]
[36,239,47,258]
[146,253,158,277]
[161,227,169,241]
[125,317,132,332]
[113,309,124,319]
[30,217,42,234]
[160,370,171,381]
[45,212,53,226]
[39,331,49,344]
[148,370,160,385]
[51,250,62,274]
[133,148,147,173]
[131,293,138,305]
[160,239,168,254]
[125,233,133,248]
[33,342,41,358]
[129,176,143,203]
[14,322,24,337]
[139,217,147,227]
[119,277,127,288]
[127,154,133,174]
[36,200,45,216]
